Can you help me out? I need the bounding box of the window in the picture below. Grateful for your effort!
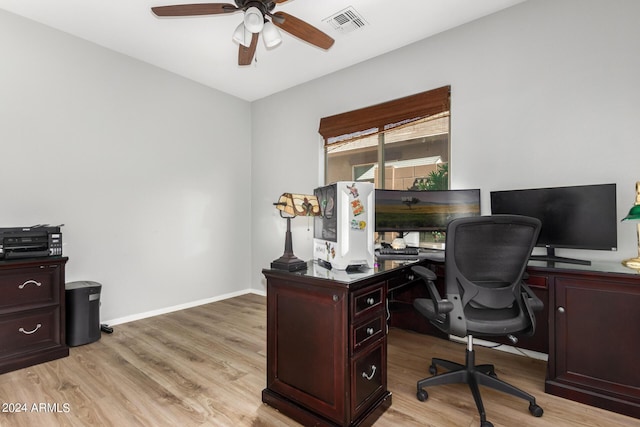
[319,86,450,191]
[318,86,451,246]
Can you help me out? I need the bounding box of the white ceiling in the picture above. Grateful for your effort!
[0,0,525,101]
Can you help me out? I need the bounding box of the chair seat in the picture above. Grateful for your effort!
[414,298,531,337]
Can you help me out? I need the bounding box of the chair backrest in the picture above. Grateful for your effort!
[444,215,541,337]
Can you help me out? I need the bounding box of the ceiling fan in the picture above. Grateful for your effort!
[151,1,335,66]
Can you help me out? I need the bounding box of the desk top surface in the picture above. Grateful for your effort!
[263,259,420,285]
[264,256,640,286]
[376,248,640,276]
[527,259,640,276]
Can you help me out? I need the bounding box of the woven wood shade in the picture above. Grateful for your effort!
[318,86,450,146]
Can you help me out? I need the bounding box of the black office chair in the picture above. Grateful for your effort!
[411,215,544,427]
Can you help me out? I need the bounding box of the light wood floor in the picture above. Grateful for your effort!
[0,293,636,427]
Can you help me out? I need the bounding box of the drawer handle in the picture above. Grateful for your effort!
[366,327,375,336]
[19,280,42,289]
[19,323,42,335]
[366,297,375,305]
[362,365,377,381]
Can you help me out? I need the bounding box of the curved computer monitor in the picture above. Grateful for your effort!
[374,188,481,233]
[490,183,617,265]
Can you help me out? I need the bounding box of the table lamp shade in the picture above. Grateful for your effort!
[622,182,640,269]
[274,193,321,217]
[623,205,640,221]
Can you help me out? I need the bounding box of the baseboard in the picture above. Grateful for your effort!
[103,288,265,326]
[448,335,548,361]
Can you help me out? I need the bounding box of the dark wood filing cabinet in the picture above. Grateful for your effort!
[0,257,69,374]
[261,261,418,426]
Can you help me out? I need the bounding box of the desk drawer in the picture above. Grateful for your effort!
[525,274,548,289]
[0,307,61,358]
[352,343,385,417]
[387,269,417,291]
[352,315,384,353]
[0,265,60,311]
[351,283,384,320]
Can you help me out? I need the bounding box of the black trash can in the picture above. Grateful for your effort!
[65,281,102,347]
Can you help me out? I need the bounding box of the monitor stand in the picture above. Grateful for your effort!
[529,247,591,266]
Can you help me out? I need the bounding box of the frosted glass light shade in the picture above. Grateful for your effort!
[244,7,264,33]
[232,22,252,47]
[262,21,282,48]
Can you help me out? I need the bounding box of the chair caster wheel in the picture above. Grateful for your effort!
[429,365,437,375]
[480,421,494,427]
[417,389,428,402]
[529,403,544,417]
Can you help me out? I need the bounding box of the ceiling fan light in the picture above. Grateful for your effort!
[262,21,282,48]
[244,7,264,33]
[232,22,252,47]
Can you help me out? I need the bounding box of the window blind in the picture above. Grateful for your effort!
[318,85,450,146]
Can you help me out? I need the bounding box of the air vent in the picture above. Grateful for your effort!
[324,6,368,34]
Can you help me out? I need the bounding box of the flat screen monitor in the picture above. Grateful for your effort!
[490,183,617,265]
[375,189,481,233]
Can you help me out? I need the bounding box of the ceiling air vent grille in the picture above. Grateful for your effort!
[324,7,368,34]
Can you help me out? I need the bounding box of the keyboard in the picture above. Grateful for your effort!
[378,247,420,256]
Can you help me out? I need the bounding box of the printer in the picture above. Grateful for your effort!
[0,225,63,260]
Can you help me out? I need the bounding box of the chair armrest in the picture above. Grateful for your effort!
[411,266,454,313]
[521,282,544,312]
[520,281,543,336]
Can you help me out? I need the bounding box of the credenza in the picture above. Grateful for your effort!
[528,260,640,419]
[0,257,69,374]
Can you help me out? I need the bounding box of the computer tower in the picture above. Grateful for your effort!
[313,181,375,270]
[65,281,101,347]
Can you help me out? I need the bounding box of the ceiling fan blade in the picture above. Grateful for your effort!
[151,3,238,17]
[272,12,334,50]
[238,33,259,66]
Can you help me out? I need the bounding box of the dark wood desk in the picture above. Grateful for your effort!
[263,258,640,424]
[262,260,420,427]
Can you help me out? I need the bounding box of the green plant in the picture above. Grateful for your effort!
[411,163,449,191]
[411,163,449,244]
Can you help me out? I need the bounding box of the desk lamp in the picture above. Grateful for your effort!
[271,193,320,271]
[622,181,640,269]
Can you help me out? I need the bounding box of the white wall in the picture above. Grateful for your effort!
[3,0,639,320]
[251,0,640,291]
[0,10,253,322]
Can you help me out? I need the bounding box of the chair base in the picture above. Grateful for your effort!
[416,336,543,426]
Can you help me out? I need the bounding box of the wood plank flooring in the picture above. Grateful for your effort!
[0,293,637,427]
